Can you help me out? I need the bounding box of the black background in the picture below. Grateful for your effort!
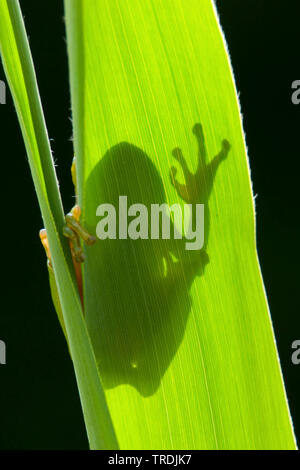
[0,0,299,449]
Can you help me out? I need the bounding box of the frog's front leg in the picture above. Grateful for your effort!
[168,122,230,276]
[40,204,96,305]
[164,248,210,289]
[170,122,230,204]
[40,158,97,349]
[41,203,96,280]
[63,205,96,263]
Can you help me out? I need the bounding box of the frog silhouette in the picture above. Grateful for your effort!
[83,123,230,397]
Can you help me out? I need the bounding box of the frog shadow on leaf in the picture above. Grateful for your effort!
[84,123,230,397]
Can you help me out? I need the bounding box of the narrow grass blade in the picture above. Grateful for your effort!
[0,0,118,450]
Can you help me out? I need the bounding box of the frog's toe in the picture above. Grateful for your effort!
[222,139,230,153]
[197,250,210,275]
[187,249,209,278]
[192,249,209,265]
[192,122,203,138]
[217,139,231,161]
[171,147,183,161]
[65,209,97,246]
[199,251,210,276]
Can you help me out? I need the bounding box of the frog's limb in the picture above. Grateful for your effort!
[65,206,97,246]
[39,158,96,351]
[63,204,97,263]
[170,148,196,203]
[164,249,210,287]
[193,123,207,167]
[170,122,230,204]
[62,204,96,300]
[39,229,68,342]
[40,204,96,312]
[63,225,85,263]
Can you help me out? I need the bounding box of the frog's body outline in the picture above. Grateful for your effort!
[82,123,230,396]
[41,122,230,397]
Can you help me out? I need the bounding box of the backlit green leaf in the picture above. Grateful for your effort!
[65,0,296,449]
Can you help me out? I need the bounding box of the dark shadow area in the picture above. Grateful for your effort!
[85,125,229,396]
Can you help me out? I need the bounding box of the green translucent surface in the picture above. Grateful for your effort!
[65,0,296,449]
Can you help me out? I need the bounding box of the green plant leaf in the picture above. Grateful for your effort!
[0,0,118,450]
[65,0,296,449]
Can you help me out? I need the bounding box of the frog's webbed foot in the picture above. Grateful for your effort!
[194,123,230,200]
[170,147,197,203]
[40,205,97,266]
[193,122,230,165]
[40,156,96,267]
[63,205,96,263]
[170,122,230,204]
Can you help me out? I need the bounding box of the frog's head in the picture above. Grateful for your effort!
[96,142,167,210]
[88,142,174,266]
